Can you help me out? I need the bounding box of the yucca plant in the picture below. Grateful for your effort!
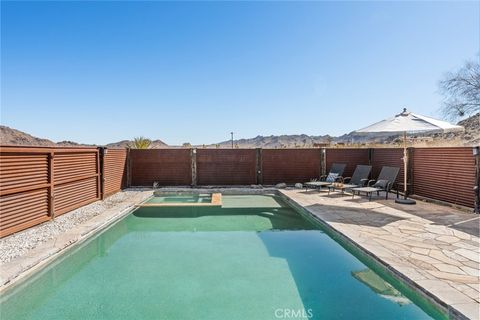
[129,136,151,149]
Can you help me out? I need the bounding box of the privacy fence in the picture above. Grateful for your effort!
[128,147,478,209]
[1,146,478,237]
[0,146,127,237]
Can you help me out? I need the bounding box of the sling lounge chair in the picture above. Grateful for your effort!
[327,165,372,195]
[304,163,346,191]
[351,166,400,201]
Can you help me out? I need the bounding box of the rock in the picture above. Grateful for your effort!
[294,183,303,189]
[275,183,287,189]
[250,184,263,189]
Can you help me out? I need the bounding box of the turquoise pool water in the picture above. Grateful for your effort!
[147,194,212,204]
[0,195,446,320]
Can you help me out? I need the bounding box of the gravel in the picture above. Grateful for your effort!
[0,190,146,264]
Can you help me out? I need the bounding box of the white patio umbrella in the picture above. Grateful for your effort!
[355,108,464,204]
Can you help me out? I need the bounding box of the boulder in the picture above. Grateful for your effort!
[294,183,303,189]
[275,183,287,189]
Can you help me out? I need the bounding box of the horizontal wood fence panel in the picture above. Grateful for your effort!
[130,149,191,186]
[262,149,320,185]
[1,146,101,237]
[54,152,98,185]
[0,188,50,237]
[325,149,369,178]
[371,148,404,187]
[412,147,475,208]
[53,149,100,216]
[0,153,49,195]
[54,176,99,216]
[197,149,256,185]
[103,149,127,197]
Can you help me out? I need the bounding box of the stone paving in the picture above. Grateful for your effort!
[280,189,479,320]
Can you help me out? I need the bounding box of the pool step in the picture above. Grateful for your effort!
[138,193,222,207]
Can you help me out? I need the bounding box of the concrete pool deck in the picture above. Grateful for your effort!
[280,189,479,320]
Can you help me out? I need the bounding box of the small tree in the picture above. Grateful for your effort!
[439,60,480,120]
[129,137,151,149]
[182,142,192,148]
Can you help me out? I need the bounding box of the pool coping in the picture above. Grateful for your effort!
[276,190,476,320]
[0,187,474,320]
[138,193,223,207]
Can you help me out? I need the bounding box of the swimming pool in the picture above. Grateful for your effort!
[0,194,446,319]
[147,193,212,204]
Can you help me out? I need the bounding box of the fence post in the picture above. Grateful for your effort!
[474,146,480,214]
[368,148,374,180]
[256,148,263,185]
[126,148,132,187]
[99,147,106,200]
[320,148,326,177]
[191,148,197,186]
[48,151,55,219]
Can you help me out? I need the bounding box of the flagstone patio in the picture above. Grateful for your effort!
[280,189,479,320]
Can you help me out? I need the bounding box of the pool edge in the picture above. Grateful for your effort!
[277,191,468,320]
[0,190,154,293]
[0,187,469,320]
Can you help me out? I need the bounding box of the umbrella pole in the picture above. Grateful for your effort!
[396,131,416,204]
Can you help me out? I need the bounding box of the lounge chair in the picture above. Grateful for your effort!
[327,165,372,195]
[304,163,346,191]
[351,166,400,201]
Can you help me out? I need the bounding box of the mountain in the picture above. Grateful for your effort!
[1,113,478,148]
[457,112,480,145]
[105,139,168,148]
[334,113,480,147]
[0,126,56,146]
[56,140,93,147]
[210,113,479,148]
[0,125,168,148]
[212,134,333,148]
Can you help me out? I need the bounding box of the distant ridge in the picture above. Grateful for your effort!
[0,126,56,146]
[211,134,333,148]
[1,113,478,148]
[105,139,168,149]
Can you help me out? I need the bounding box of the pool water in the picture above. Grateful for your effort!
[147,194,212,204]
[0,195,446,320]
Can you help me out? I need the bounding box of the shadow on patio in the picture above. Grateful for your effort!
[297,190,479,238]
[303,202,407,228]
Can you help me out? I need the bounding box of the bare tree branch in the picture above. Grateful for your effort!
[439,60,480,120]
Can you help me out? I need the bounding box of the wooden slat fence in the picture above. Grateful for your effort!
[103,148,128,197]
[325,148,370,178]
[0,146,126,237]
[1,146,477,237]
[261,149,321,184]
[196,149,256,185]
[129,149,191,186]
[412,147,475,208]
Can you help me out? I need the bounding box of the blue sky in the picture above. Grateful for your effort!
[1,1,478,145]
